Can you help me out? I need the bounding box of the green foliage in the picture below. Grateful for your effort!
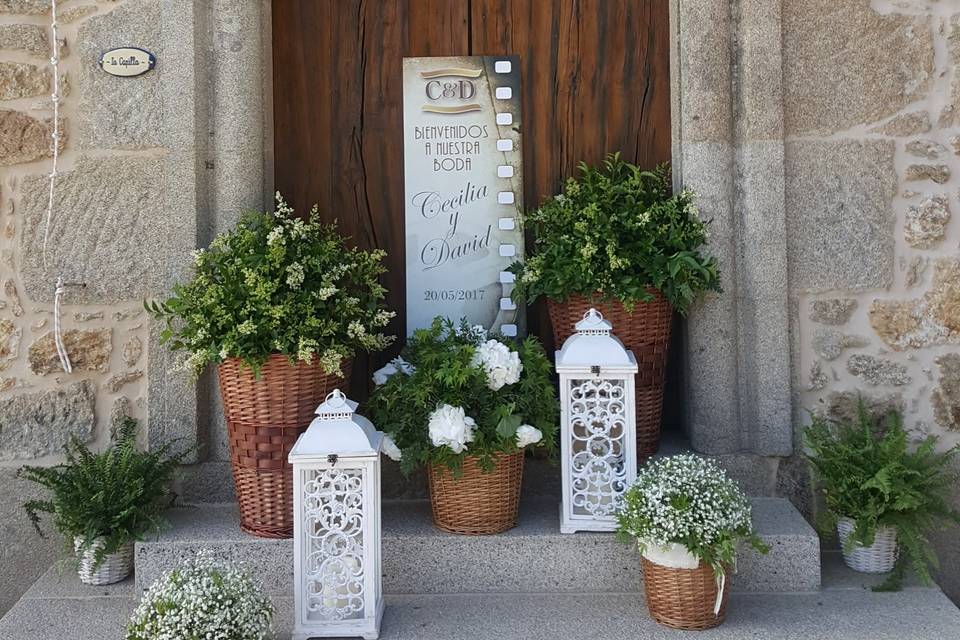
[616,455,768,578]
[146,193,395,377]
[804,402,960,590]
[509,154,721,314]
[367,318,557,474]
[19,418,185,573]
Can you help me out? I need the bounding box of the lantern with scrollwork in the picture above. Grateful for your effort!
[289,389,384,640]
[556,309,639,533]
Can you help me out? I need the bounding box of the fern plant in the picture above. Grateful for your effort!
[19,418,185,572]
[804,402,960,591]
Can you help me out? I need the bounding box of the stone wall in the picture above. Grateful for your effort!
[784,0,960,601]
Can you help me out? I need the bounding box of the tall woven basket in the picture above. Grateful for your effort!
[218,354,352,538]
[641,557,729,630]
[837,517,898,574]
[427,452,524,535]
[547,291,672,458]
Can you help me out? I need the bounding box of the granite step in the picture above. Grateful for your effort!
[134,497,820,597]
[3,556,958,640]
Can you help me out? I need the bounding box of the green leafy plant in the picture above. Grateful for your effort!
[616,455,768,578]
[509,154,721,313]
[147,192,395,377]
[367,318,557,474]
[19,418,185,572]
[804,402,960,591]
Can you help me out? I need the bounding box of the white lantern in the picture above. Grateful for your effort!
[556,309,639,533]
[289,389,384,640]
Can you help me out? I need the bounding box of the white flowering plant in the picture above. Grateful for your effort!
[147,193,395,377]
[367,317,557,474]
[126,552,273,640]
[616,455,767,577]
[508,154,721,314]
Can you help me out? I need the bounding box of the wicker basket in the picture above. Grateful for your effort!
[75,537,134,586]
[837,517,899,574]
[427,452,524,535]
[641,556,729,630]
[547,292,672,458]
[219,354,352,539]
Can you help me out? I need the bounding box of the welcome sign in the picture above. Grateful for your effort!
[402,56,523,336]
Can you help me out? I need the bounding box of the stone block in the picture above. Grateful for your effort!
[870,258,960,349]
[905,164,950,184]
[60,5,97,23]
[28,328,111,375]
[821,390,904,426]
[785,140,897,292]
[809,298,857,325]
[0,0,50,13]
[0,24,47,56]
[811,329,868,361]
[0,319,21,371]
[933,354,960,431]
[846,354,911,387]
[18,156,167,304]
[906,140,946,159]
[783,2,933,135]
[868,111,931,137]
[0,109,64,166]
[0,380,95,460]
[2,280,22,316]
[677,0,732,143]
[78,0,162,149]
[0,62,49,101]
[905,195,950,249]
[121,335,142,366]
[104,369,142,393]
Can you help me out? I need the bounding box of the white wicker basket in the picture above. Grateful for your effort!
[75,537,134,586]
[836,517,898,574]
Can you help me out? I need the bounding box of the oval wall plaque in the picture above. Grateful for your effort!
[99,47,155,77]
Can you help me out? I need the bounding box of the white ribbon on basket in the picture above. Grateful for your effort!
[639,541,726,616]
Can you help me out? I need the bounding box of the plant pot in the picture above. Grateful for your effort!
[427,452,524,535]
[641,555,729,630]
[547,291,672,458]
[837,517,898,574]
[75,537,134,586]
[218,354,352,539]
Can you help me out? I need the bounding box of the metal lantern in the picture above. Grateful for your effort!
[289,389,384,640]
[556,309,639,533]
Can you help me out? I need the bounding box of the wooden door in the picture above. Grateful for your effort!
[272,0,671,396]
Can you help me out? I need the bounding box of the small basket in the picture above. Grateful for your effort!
[641,556,729,630]
[547,291,672,458]
[219,355,352,539]
[837,517,898,574]
[75,537,134,586]
[427,452,524,535]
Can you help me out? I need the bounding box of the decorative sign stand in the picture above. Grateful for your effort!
[402,56,523,336]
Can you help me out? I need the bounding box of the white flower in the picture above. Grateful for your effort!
[515,424,543,448]
[428,404,476,453]
[471,339,523,390]
[372,356,415,386]
[381,434,402,461]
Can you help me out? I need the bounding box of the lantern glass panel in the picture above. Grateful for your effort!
[568,377,628,517]
[301,466,366,622]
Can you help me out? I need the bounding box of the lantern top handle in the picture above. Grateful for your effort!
[575,308,613,335]
[315,388,359,419]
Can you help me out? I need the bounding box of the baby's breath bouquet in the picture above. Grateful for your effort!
[126,552,273,640]
[509,154,720,313]
[148,193,395,377]
[367,317,557,474]
[617,455,767,577]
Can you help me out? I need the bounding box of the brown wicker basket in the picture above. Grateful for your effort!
[547,292,672,458]
[427,452,524,535]
[218,355,352,538]
[641,557,729,630]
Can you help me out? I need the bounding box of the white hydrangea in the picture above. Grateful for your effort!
[126,551,273,640]
[428,404,476,453]
[381,434,402,462]
[372,356,415,386]
[515,424,543,448]
[471,339,523,390]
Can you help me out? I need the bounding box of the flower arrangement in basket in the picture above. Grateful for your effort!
[126,552,273,640]
[804,401,960,591]
[19,418,184,586]
[616,455,767,630]
[147,193,395,538]
[509,154,721,457]
[368,318,557,535]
